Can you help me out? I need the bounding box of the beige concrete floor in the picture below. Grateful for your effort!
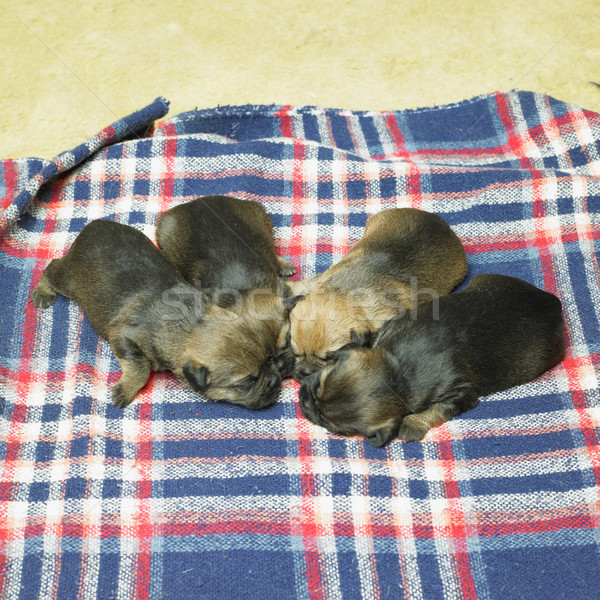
[2,0,599,159]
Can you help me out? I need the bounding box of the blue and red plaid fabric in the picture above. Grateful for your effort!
[1,92,599,599]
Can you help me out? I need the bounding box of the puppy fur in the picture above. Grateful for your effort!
[31,219,282,409]
[156,196,295,377]
[289,208,468,381]
[299,274,565,446]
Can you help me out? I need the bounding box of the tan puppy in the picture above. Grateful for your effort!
[156,195,296,378]
[32,220,282,409]
[288,208,468,381]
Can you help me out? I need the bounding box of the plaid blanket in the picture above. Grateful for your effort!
[1,92,599,600]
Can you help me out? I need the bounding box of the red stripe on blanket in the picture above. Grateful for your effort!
[160,123,178,203]
[276,105,294,138]
[373,146,509,160]
[6,511,597,541]
[476,515,598,537]
[295,392,325,600]
[463,226,600,255]
[384,115,409,160]
[289,139,311,268]
[496,93,537,170]
[437,431,478,599]
[384,115,422,208]
[134,397,154,600]
[0,160,17,212]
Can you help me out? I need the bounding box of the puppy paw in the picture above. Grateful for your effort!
[111,383,136,409]
[31,286,57,309]
[277,258,296,278]
[398,415,430,443]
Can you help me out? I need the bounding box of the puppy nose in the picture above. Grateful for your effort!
[276,358,294,379]
[295,365,313,381]
[266,372,281,394]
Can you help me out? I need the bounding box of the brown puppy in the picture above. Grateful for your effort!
[155,195,296,377]
[298,274,565,446]
[288,208,468,381]
[31,219,282,409]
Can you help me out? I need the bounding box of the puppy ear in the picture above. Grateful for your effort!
[350,328,373,348]
[367,425,398,448]
[182,363,210,392]
[283,295,305,312]
[333,329,374,357]
[329,348,350,362]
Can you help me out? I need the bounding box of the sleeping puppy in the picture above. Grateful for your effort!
[288,208,468,381]
[31,219,282,409]
[156,195,295,377]
[298,274,565,446]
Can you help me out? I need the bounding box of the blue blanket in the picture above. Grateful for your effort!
[1,92,599,599]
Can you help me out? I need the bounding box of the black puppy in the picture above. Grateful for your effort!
[156,196,295,376]
[299,274,565,446]
[32,220,282,409]
[156,196,295,296]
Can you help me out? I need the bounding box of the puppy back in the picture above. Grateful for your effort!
[156,196,281,291]
[410,274,565,396]
[64,220,179,291]
[318,208,467,298]
[363,208,467,292]
[156,207,195,280]
[52,219,185,337]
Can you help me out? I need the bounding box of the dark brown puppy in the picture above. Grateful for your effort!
[288,208,468,381]
[31,219,282,409]
[299,274,565,446]
[156,196,295,377]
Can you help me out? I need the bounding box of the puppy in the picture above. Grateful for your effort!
[31,219,282,409]
[299,274,565,446]
[156,195,295,377]
[288,208,468,381]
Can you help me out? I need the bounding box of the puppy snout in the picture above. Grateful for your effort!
[265,371,281,395]
[298,373,322,425]
[294,364,315,383]
[274,350,295,379]
[253,367,282,408]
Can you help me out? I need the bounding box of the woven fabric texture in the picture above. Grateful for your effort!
[1,92,599,599]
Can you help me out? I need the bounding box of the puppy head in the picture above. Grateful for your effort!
[288,291,373,382]
[242,290,295,379]
[176,293,290,409]
[298,347,409,447]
